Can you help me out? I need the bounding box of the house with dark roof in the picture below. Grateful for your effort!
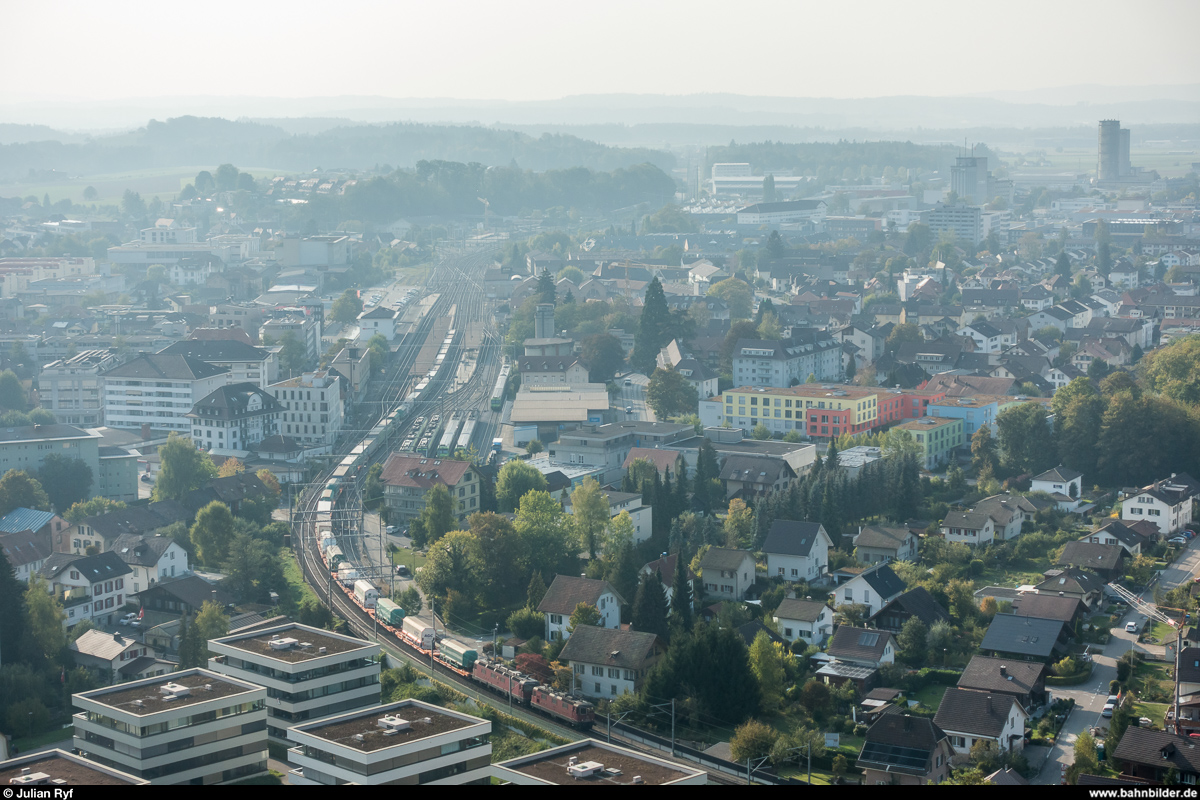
[698,547,756,601]
[64,500,189,555]
[980,614,1069,662]
[735,620,787,649]
[184,472,274,517]
[0,527,52,582]
[832,562,906,617]
[102,354,229,434]
[853,525,918,565]
[1082,519,1144,555]
[826,626,897,668]
[1055,541,1125,581]
[957,655,1048,712]
[773,597,835,646]
[39,550,132,628]
[1031,466,1084,511]
[857,711,954,786]
[934,688,1028,753]
[137,574,236,626]
[871,587,951,634]
[639,553,695,609]
[379,453,480,523]
[719,454,796,501]
[1121,473,1199,536]
[110,533,190,593]
[187,382,283,456]
[1009,593,1085,630]
[1113,728,1200,784]
[157,339,278,386]
[537,576,625,642]
[558,625,663,700]
[1035,567,1105,610]
[69,629,153,682]
[762,520,831,584]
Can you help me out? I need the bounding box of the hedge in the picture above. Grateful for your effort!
[1046,664,1094,686]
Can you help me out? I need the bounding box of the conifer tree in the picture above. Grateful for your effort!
[631,571,670,641]
[670,553,693,630]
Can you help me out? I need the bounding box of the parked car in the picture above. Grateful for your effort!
[1102,703,1115,718]
[385,525,398,534]
[395,565,409,577]
[1125,621,1139,633]
[1170,536,1188,545]
[624,378,632,386]
[119,613,136,626]
[625,405,634,413]
[140,473,151,483]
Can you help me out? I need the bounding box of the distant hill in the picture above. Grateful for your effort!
[0,116,675,182]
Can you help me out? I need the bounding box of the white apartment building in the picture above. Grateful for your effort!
[188,383,283,456]
[928,203,983,246]
[537,576,624,642]
[494,739,706,786]
[261,316,321,364]
[208,623,381,743]
[731,330,842,388]
[285,699,491,786]
[139,220,198,244]
[39,551,132,628]
[158,339,279,386]
[103,354,228,434]
[356,305,398,342]
[73,669,268,785]
[267,370,344,447]
[1121,473,1199,536]
[39,350,118,427]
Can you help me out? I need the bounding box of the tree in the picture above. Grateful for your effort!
[525,439,543,456]
[496,459,549,512]
[630,277,673,375]
[567,602,601,633]
[415,483,456,546]
[177,612,202,667]
[885,323,922,354]
[222,534,284,603]
[506,606,543,639]
[153,433,217,502]
[192,600,230,660]
[399,586,422,616]
[330,289,363,323]
[191,501,235,566]
[1095,219,1112,273]
[535,269,556,304]
[897,617,928,665]
[730,718,779,763]
[0,370,25,411]
[581,334,626,383]
[1052,378,1103,477]
[645,367,699,419]
[214,163,240,191]
[416,530,479,606]
[670,552,693,629]
[362,462,384,509]
[904,222,932,255]
[749,630,785,712]
[121,189,146,217]
[516,490,579,580]
[723,498,754,549]
[0,470,50,517]
[927,620,954,662]
[997,402,1051,474]
[707,278,753,320]
[194,170,215,194]
[762,174,776,204]
[216,457,244,478]
[970,423,997,474]
[278,332,308,377]
[468,512,526,604]
[719,319,759,373]
[631,571,669,641]
[570,478,609,559]
[24,574,65,662]
[1142,335,1200,406]
[35,455,93,513]
[1066,729,1100,785]
[82,185,98,201]
[751,423,772,440]
[526,572,548,609]
[256,468,281,496]
[1055,250,1073,279]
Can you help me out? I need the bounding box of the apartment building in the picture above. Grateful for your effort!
[188,383,283,456]
[73,669,268,785]
[208,623,381,743]
[379,454,480,522]
[730,329,842,388]
[893,416,964,469]
[103,354,228,434]
[1121,473,1199,536]
[545,421,693,485]
[39,350,118,427]
[39,550,132,628]
[267,370,344,447]
[285,699,491,786]
[158,339,279,386]
[494,739,706,785]
[0,749,148,786]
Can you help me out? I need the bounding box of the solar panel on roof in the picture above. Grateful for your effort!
[859,741,929,771]
[858,632,880,647]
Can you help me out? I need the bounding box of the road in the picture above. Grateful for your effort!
[1033,535,1200,784]
[617,373,654,422]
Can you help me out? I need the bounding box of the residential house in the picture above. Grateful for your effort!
[1031,466,1084,511]
[267,370,344,448]
[720,454,798,501]
[832,562,906,617]
[1121,473,1199,536]
[536,575,624,641]
[826,626,898,668]
[187,382,283,455]
[1055,541,1125,581]
[39,550,133,628]
[1009,593,1086,631]
[730,330,842,389]
[1083,520,1144,555]
[560,625,664,700]
[184,473,274,517]
[979,614,1069,662]
[853,525,919,564]
[1035,567,1105,610]
[773,597,835,646]
[68,629,154,682]
[639,553,695,609]
[62,501,189,554]
[1112,728,1200,785]
[564,489,653,544]
[110,533,190,593]
[957,656,1048,713]
[517,355,589,386]
[871,587,951,634]
[355,305,398,342]
[103,354,229,434]
[0,527,51,582]
[379,454,480,523]
[137,575,236,627]
[697,547,756,601]
[942,493,1036,545]
[761,520,831,583]
[857,711,954,785]
[934,688,1028,753]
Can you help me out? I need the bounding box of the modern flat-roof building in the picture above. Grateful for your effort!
[207,622,381,742]
[267,370,344,448]
[0,749,149,786]
[39,349,119,428]
[494,738,706,785]
[103,354,229,434]
[72,669,268,785]
[285,699,492,786]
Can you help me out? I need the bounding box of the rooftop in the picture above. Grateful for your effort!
[296,702,477,753]
[213,624,375,663]
[498,740,702,785]
[0,750,147,786]
[77,670,259,716]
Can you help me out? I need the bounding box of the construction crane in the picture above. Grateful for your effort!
[1107,582,1182,734]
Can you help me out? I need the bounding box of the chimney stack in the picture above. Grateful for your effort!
[986,696,993,713]
[1000,665,1007,677]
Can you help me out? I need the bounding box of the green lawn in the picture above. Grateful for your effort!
[910,684,949,711]
[1145,620,1177,646]
[1133,702,1170,729]
[12,725,73,752]
[280,546,321,609]
[390,544,429,571]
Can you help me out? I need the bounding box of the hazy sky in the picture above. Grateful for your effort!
[4,0,1198,103]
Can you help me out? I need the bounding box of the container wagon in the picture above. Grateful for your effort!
[401,617,435,651]
[437,638,477,672]
[353,580,379,609]
[375,598,405,626]
[337,565,359,586]
[326,546,346,569]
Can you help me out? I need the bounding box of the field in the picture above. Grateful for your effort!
[1007,147,1197,179]
[4,165,287,205]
